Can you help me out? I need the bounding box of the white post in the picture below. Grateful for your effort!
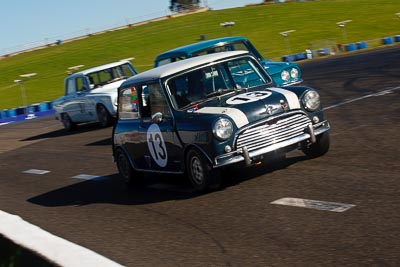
[280,30,296,54]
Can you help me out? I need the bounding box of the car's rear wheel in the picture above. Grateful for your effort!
[186,149,221,192]
[61,113,76,131]
[115,149,143,186]
[97,104,112,128]
[302,131,330,158]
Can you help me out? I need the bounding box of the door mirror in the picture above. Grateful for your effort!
[151,112,163,123]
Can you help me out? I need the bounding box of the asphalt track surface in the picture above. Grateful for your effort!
[1,46,399,266]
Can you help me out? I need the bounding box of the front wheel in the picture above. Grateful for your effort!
[61,113,77,131]
[186,149,221,192]
[302,131,330,158]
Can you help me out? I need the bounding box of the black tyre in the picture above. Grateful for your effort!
[61,113,77,131]
[186,149,221,192]
[302,131,330,158]
[97,104,112,128]
[115,149,142,185]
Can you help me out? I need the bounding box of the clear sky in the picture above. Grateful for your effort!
[0,0,261,55]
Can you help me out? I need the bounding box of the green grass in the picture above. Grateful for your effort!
[1,0,399,109]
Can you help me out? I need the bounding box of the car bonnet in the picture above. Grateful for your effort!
[192,87,301,128]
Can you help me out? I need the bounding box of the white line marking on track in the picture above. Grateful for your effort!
[271,197,355,212]
[22,169,50,175]
[323,86,400,111]
[0,210,123,266]
[72,174,107,181]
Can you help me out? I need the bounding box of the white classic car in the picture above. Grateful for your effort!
[53,61,138,130]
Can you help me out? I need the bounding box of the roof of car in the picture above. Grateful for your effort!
[154,36,247,60]
[68,61,131,77]
[121,51,249,87]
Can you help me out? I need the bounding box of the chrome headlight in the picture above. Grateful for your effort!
[290,68,299,79]
[213,118,233,140]
[281,70,290,81]
[302,90,321,111]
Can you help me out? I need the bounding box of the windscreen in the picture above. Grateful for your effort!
[166,56,270,109]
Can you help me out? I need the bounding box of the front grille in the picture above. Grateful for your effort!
[236,113,311,152]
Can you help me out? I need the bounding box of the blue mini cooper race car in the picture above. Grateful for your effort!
[154,36,302,87]
[113,51,330,192]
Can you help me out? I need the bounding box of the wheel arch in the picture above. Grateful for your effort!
[96,102,113,114]
[113,145,138,170]
[183,144,214,172]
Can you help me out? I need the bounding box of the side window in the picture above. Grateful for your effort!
[65,78,76,95]
[87,73,99,88]
[232,42,249,52]
[156,58,172,67]
[118,87,139,120]
[149,83,170,116]
[157,57,186,67]
[76,77,86,92]
[140,83,170,119]
[98,69,113,84]
[228,59,268,88]
[120,64,136,77]
[167,74,189,109]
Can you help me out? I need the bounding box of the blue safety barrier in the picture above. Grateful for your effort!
[295,52,307,61]
[394,35,400,42]
[8,108,17,117]
[0,101,54,122]
[382,37,393,45]
[356,41,368,50]
[15,107,27,116]
[28,104,40,113]
[345,43,356,51]
[38,102,49,111]
[282,55,296,62]
[0,110,7,119]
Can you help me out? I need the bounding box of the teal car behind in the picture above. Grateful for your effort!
[154,36,302,87]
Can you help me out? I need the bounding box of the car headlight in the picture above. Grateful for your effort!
[302,90,321,111]
[281,70,290,81]
[213,118,233,140]
[290,68,299,79]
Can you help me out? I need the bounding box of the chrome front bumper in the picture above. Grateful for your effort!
[214,120,330,168]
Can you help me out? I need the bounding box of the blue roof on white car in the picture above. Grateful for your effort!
[121,51,249,87]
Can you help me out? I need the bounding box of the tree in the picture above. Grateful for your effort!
[170,0,200,13]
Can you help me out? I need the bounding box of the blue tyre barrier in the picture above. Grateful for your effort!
[15,107,27,116]
[38,102,49,112]
[346,43,356,51]
[0,110,6,119]
[356,41,368,50]
[45,101,53,110]
[2,109,10,118]
[295,52,307,61]
[8,108,17,117]
[394,35,400,42]
[382,37,393,45]
[29,104,40,113]
[282,55,295,62]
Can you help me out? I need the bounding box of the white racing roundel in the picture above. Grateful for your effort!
[147,124,168,167]
[226,91,272,105]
